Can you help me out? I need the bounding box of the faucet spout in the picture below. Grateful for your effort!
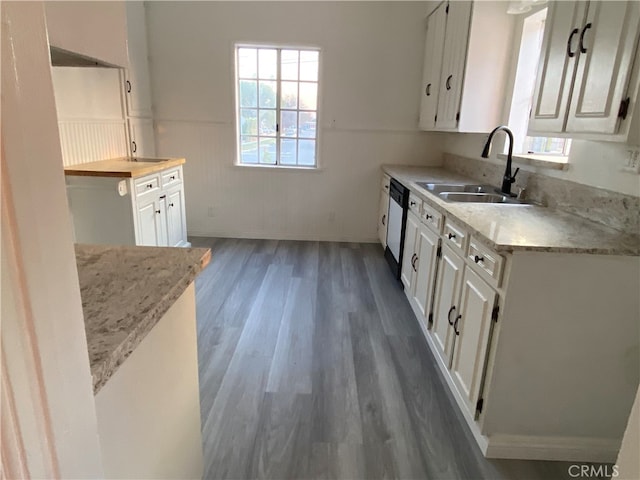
[481,125,518,196]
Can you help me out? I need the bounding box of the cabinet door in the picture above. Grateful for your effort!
[566,1,640,134]
[419,3,447,130]
[529,1,588,134]
[125,1,153,118]
[378,191,389,249]
[137,197,160,246]
[166,187,187,247]
[401,211,419,291]
[435,1,472,130]
[128,118,156,157]
[156,195,169,247]
[412,225,440,320]
[430,243,464,368]
[451,267,497,417]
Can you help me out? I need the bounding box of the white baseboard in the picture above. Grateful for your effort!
[187,231,380,244]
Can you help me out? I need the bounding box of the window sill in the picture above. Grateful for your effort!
[497,153,569,171]
[232,163,324,173]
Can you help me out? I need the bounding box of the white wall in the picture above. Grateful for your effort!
[51,67,129,166]
[617,385,640,479]
[441,133,640,198]
[146,1,442,241]
[45,1,128,67]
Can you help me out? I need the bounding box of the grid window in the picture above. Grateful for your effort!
[236,46,319,167]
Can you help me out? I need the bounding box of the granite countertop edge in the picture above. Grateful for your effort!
[382,165,640,256]
[76,245,211,395]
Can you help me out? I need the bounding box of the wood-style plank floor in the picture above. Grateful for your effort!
[191,238,580,480]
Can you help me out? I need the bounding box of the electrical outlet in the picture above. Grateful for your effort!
[622,149,640,174]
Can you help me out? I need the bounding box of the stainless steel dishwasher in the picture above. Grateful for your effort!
[384,178,409,280]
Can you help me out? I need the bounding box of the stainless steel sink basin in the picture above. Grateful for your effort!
[128,158,170,163]
[416,182,497,194]
[439,192,525,204]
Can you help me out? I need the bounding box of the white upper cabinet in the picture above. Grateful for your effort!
[128,118,156,157]
[418,1,515,133]
[530,1,640,140]
[419,3,447,130]
[125,2,154,118]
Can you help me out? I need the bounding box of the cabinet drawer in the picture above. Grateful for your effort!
[443,219,468,254]
[161,167,182,188]
[421,202,443,234]
[468,238,504,287]
[381,174,391,193]
[408,193,422,216]
[134,174,160,197]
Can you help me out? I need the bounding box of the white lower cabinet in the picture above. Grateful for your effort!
[166,187,187,248]
[137,196,162,246]
[412,225,440,319]
[450,266,497,417]
[378,190,389,249]
[401,211,420,290]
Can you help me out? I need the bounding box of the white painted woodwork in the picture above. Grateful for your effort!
[442,218,468,254]
[565,1,640,134]
[450,267,497,417]
[408,192,422,216]
[430,243,465,368]
[124,1,154,118]
[467,238,504,288]
[436,1,472,130]
[401,210,420,291]
[529,1,586,133]
[57,121,129,167]
[1,2,103,476]
[128,118,157,157]
[412,225,440,319]
[95,284,203,479]
[45,2,128,67]
[66,166,189,247]
[616,385,640,480]
[420,201,443,234]
[147,2,442,241]
[378,190,389,248]
[419,1,515,133]
[419,2,447,130]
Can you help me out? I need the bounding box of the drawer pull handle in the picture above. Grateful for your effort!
[159,195,166,199]
[382,214,386,226]
[579,22,592,54]
[567,27,579,57]
[447,305,456,325]
[384,184,389,190]
[155,209,161,214]
[146,183,153,189]
[453,315,461,336]
[411,253,418,271]
[474,255,484,264]
[445,74,452,90]
[426,83,431,96]
[424,214,433,220]
[126,80,132,93]
[132,141,137,153]
[410,201,417,207]
[448,233,456,240]
[169,203,174,207]
[170,175,176,180]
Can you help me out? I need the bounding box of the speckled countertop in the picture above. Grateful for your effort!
[75,244,211,394]
[383,165,640,256]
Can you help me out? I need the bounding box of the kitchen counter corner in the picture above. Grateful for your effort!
[75,244,211,394]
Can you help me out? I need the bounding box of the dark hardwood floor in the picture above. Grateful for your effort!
[191,238,579,480]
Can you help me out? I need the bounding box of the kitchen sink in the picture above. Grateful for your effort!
[416,182,497,194]
[128,158,170,163]
[438,192,525,204]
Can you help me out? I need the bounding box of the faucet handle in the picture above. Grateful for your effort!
[511,167,520,181]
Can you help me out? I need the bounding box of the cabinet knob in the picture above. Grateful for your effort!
[146,183,153,189]
[448,232,456,240]
[169,203,174,207]
[474,255,484,264]
[567,28,579,57]
[155,209,161,214]
[410,201,416,207]
[445,74,452,90]
[170,175,176,180]
[425,214,433,220]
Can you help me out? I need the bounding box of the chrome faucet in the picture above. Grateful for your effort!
[481,125,519,196]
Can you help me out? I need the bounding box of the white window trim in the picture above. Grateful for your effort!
[233,43,322,170]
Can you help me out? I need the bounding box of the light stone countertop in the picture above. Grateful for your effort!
[64,156,185,178]
[383,165,640,256]
[75,244,211,394]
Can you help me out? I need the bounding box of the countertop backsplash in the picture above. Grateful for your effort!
[443,153,640,235]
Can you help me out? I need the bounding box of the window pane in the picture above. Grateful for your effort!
[300,51,319,81]
[299,112,316,138]
[240,109,257,135]
[281,50,298,80]
[299,82,318,110]
[239,80,257,107]
[281,111,297,137]
[259,81,277,108]
[238,48,257,79]
[259,137,276,164]
[281,81,298,109]
[259,110,276,136]
[240,136,258,164]
[280,139,297,165]
[258,49,277,80]
[298,139,315,166]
